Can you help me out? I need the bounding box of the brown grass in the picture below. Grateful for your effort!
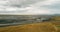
[0,22,58,32]
[0,16,60,32]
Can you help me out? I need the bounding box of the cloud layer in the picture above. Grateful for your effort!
[0,0,60,15]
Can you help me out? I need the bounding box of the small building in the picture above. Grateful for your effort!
[35,17,51,22]
[40,17,51,22]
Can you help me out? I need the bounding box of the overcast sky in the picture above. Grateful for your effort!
[0,0,60,15]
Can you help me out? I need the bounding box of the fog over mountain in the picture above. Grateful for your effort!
[0,0,60,15]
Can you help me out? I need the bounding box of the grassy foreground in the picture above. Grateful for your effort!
[0,21,59,32]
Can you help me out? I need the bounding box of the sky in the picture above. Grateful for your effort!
[0,0,60,15]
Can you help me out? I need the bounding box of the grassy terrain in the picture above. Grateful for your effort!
[0,21,59,32]
[0,16,60,32]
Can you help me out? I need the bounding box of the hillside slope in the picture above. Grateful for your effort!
[0,21,59,32]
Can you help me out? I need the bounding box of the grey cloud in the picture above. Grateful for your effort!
[39,0,60,14]
[8,0,44,8]
[41,3,60,10]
